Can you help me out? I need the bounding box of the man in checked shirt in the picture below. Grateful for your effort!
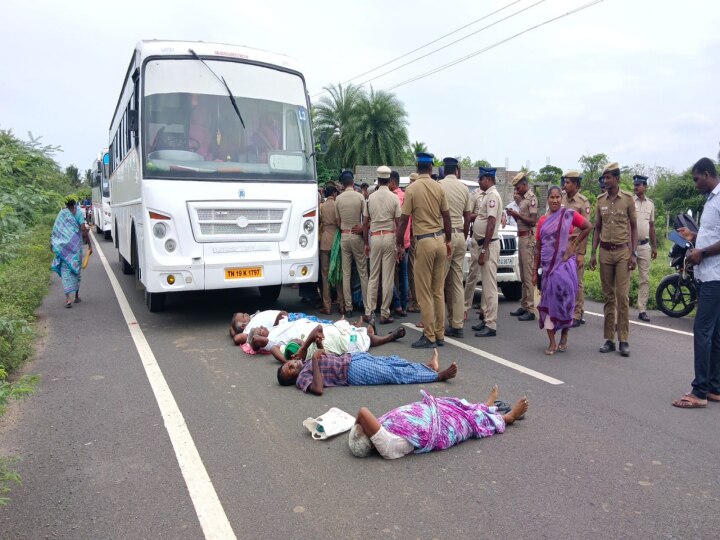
[276,326,458,395]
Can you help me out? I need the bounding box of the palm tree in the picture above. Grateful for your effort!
[313,83,364,169]
[347,87,409,166]
[410,141,427,155]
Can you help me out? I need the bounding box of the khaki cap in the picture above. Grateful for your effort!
[602,162,620,175]
[409,172,419,181]
[563,170,581,179]
[511,172,528,186]
[376,165,391,179]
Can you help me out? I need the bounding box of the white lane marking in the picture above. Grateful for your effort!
[583,310,694,337]
[91,232,237,540]
[402,323,564,385]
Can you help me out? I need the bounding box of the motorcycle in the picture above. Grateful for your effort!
[655,214,698,318]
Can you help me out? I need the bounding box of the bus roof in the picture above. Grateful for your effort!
[135,40,302,72]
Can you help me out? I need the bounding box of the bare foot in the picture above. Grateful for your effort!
[390,327,405,340]
[437,362,458,381]
[485,384,499,406]
[426,349,439,372]
[502,397,529,424]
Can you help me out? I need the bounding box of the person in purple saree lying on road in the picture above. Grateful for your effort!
[533,185,591,355]
[348,386,529,459]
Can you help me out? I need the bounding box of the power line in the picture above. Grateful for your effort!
[386,0,604,91]
[353,0,547,89]
[310,0,526,99]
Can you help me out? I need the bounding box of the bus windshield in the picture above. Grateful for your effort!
[143,58,314,182]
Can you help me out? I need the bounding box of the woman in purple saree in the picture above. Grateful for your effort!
[533,186,591,355]
[348,386,529,459]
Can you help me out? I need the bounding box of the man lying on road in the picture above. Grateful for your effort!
[229,310,331,346]
[348,385,528,459]
[254,319,405,360]
[276,344,458,395]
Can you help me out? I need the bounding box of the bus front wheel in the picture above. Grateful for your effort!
[120,251,133,275]
[258,285,281,304]
[145,290,166,312]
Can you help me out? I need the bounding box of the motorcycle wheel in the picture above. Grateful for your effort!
[655,274,697,318]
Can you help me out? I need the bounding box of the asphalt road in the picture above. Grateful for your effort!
[1,236,718,539]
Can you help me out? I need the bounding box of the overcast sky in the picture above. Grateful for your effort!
[1,0,718,174]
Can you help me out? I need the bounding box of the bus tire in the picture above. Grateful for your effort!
[120,251,133,275]
[259,284,282,303]
[145,290,166,312]
[131,230,142,289]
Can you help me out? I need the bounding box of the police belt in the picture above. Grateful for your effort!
[451,228,464,234]
[600,241,629,250]
[638,239,650,246]
[476,238,499,243]
[415,230,444,241]
[517,230,533,237]
[370,230,395,236]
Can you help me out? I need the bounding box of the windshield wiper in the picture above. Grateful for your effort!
[188,48,245,129]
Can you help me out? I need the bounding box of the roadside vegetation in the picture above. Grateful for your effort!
[0,129,85,503]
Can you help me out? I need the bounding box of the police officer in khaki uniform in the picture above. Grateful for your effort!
[439,157,472,337]
[397,153,452,348]
[464,185,485,317]
[633,175,657,322]
[335,170,368,317]
[472,167,503,337]
[589,162,638,357]
[364,165,401,324]
[506,172,538,321]
[561,170,592,327]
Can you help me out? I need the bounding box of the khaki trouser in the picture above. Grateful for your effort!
[366,233,397,318]
[341,233,368,312]
[480,240,501,330]
[320,250,344,311]
[445,232,467,329]
[636,243,651,312]
[574,252,586,319]
[408,236,418,310]
[519,234,536,311]
[464,238,482,313]
[599,247,631,342]
[415,236,446,342]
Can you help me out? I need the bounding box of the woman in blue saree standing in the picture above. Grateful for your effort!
[532,186,591,354]
[51,198,91,308]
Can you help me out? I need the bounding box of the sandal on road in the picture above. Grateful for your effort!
[707,392,720,402]
[557,341,568,353]
[672,393,707,409]
[544,347,557,356]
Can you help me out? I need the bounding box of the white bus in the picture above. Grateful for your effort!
[108,40,318,311]
[90,149,112,240]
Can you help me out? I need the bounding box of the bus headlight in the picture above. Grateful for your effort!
[303,220,314,234]
[299,235,308,248]
[165,239,177,252]
[153,222,167,239]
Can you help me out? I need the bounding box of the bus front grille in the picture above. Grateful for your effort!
[188,202,290,242]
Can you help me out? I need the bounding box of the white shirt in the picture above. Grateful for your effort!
[244,310,281,336]
[264,318,319,351]
[695,183,720,283]
[370,427,414,459]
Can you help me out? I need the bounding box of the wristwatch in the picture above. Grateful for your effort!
[480,248,487,254]
[632,250,638,257]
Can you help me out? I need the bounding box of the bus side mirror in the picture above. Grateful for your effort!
[128,110,139,134]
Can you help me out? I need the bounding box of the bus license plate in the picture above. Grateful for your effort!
[499,257,513,266]
[225,266,263,279]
